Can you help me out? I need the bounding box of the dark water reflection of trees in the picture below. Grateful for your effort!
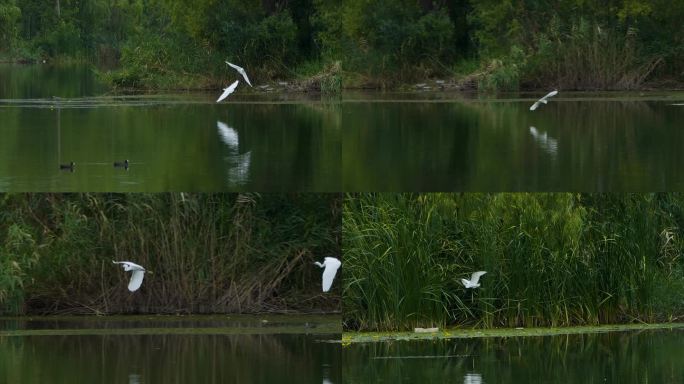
[344,329,684,383]
[1,331,341,384]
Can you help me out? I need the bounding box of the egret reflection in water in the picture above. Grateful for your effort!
[217,121,239,148]
[529,126,559,155]
[464,373,483,384]
[217,120,251,185]
[228,151,251,183]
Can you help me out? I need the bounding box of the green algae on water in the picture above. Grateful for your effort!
[342,323,684,344]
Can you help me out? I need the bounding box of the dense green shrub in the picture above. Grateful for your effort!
[0,223,39,314]
[4,0,684,88]
[469,0,684,89]
[315,0,456,82]
[0,194,340,315]
[0,0,21,52]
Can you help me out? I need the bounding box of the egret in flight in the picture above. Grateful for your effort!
[216,80,240,103]
[461,271,487,289]
[530,90,558,111]
[226,61,252,87]
[113,261,147,292]
[314,257,341,292]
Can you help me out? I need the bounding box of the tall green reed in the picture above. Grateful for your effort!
[0,193,340,315]
[526,18,661,90]
[343,193,684,331]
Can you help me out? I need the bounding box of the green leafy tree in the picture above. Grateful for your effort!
[0,0,21,52]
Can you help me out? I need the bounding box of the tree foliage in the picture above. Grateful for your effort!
[0,0,682,89]
[0,0,21,51]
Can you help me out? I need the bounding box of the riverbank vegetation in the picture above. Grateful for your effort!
[343,193,684,331]
[1,1,682,91]
[0,193,341,315]
[343,322,684,344]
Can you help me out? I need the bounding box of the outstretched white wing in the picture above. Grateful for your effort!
[217,121,239,148]
[470,271,487,285]
[128,270,145,292]
[216,80,240,103]
[530,90,558,110]
[226,61,252,87]
[540,90,558,101]
[322,258,341,292]
[113,260,144,272]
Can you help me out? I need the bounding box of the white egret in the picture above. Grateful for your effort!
[314,257,341,292]
[464,373,483,384]
[461,271,487,288]
[217,121,239,148]
[113,261,146,292]
[216,80,240,103]
[225,61,252,87]
[529,90,558,111]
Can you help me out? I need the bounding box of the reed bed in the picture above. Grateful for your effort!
[0,193,341,315]
[343,193,684,331]
[524,19,663,90]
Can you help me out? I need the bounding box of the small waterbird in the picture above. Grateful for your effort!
[112,261,147,292]
[530,90,558,111]
[304,322,318,329]
[225,61,252,87]
[216,80,240,103]
[113,160,129,170]
[59,162,75,172]
[461,271,487,288]
[314,257,341,292]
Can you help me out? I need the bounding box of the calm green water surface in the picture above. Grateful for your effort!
[343,328,684,383]
[0,315,341,384]
[343,93,684,191]
[0,65,340,192]
[3,65,683,192]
